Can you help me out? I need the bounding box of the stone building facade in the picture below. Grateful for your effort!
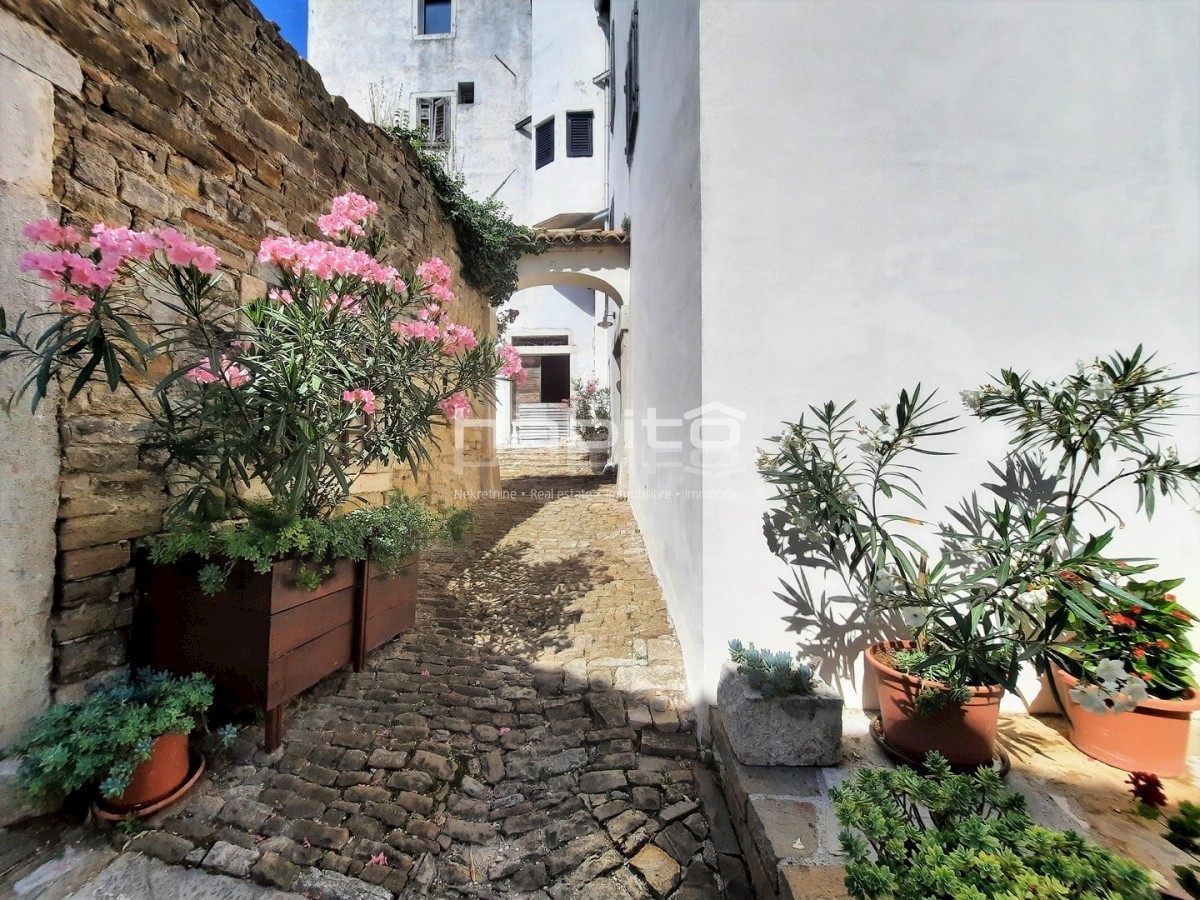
[0,0,499,745]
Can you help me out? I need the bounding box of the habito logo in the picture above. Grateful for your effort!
[449,402,751,478]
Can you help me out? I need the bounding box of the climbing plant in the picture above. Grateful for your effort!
[381,115,541,307]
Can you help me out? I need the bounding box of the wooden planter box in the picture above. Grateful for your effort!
[136,554,418,750]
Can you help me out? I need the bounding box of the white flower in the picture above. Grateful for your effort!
[899,606,927,629]
[874,571,901,594]
[1094,658,1127,685]
[1119,677,1149,707]
[1089,377,1115,400]
[960,390,983,413]
[1024,585,1049,605]
[1070,684,1110,714]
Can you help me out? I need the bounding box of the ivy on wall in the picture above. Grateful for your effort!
[384,121,541,307]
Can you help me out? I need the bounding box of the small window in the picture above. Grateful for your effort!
[420,0,451,35]
[457,82,475,105]
[417,96,451,147]
[535,117,555,169]
[566,111,594,158]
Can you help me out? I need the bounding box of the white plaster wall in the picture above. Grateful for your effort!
[695,0,1200,709]
[530,0,608,223]
[607,0,707,707]
[308,0,533,220]
[0,10,80,749]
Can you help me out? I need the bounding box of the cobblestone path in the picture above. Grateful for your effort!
[120,469,747,899]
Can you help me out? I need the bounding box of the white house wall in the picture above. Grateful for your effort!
[530,0,608,223]
[308,0,533,221]
[695,0,1200,709]
[607,0,707,709]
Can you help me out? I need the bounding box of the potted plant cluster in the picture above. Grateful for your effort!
[565,376,611,470]
[832,752,1158,898]
[760,349,1200,770]
[1054,576,1200,776]
[1,195,524,747]
[6,670,219,815]
[717,639,843,766]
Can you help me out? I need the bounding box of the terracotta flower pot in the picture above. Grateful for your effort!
[1051,668,1200,778]
[106,732,191,811]
[865,641,1004,770]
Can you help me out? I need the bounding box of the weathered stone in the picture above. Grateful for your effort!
[655,821,703,864]
[546,831,613,876]
[218,796,273,831]
[716,662,843,766]
[128,830,193,864]
[251,851,301,890]
[201,840,259,877]
[285,820,350,851]
[630,844,681,897]
[578,770,628,794]
[443,817,496,844]
[640,730,698,760]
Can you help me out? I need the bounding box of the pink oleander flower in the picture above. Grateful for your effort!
[440,322,477,354]
[63,253,115,290]
[24,218,82,247]
[91,224,162,261]
[229,340,254,353]
[267,287,294,304]
[342,388,377,415]
[426,282,455,305]
[317,192,379,239]
[20,250,70,283]
[416,256,452,287]
[498,342,527,385]
[259,237,398,288]
[323,293,362,315]
[417,304,441,321]
[158,227,220,273]
[186,355,250,388]
[437,391,472,421]
[392,319,440,342]
[49,285,95,313]
[366,853,389,868]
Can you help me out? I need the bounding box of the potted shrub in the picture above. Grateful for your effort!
[717,640,842,766]
[760,349,1200,769]
[831,752,1158,898]
[1,196,524,747]
[1052,576,1200,776]
[566,376,611,470]
[6,670,214,813]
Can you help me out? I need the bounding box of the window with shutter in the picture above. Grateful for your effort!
[417,97,451,147]
[625,4,639,162]
[535,117,555,169]
[566,112,594,158]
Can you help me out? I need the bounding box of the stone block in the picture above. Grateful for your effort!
[717,662,842,766]
[0,756,58,827]
[779,864,851,899]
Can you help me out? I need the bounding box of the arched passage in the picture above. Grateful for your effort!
[502,231,630,476]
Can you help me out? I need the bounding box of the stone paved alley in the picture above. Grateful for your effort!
[8,461,748,899]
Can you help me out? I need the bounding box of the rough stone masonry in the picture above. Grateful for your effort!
[0,0,500,717]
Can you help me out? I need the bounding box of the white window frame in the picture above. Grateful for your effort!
[413,0,454,39]
[414,94,453,151]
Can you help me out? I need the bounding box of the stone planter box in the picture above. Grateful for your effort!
[716,661,843,766]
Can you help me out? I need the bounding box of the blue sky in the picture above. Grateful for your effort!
[253,0,308,57]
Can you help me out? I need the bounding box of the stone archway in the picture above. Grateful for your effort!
[510,230,630,481]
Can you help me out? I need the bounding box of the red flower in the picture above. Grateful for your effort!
[1166,593,1178,601]
[1172,609,1191,621]
[1127,772,1167,809]
[1133,647,1146,659]
[1128,606,1143,615]
[1156,640,1171,649]
[1059,571,1084,583]
[1109,613,1137,629]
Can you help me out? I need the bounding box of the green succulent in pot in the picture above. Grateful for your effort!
[5,670,213,803]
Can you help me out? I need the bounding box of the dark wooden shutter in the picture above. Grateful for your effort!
[535,117,555,169]
[566,112,593,157]
[625,4,639,162]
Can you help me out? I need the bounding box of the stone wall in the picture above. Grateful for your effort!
[0,0,500,709]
